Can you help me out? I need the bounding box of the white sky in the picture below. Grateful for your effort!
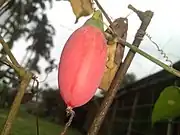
[10,0,180,89]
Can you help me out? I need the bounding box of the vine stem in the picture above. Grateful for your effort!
[0,0,7,10]
[0,36,19,67]
[60,107,75,135]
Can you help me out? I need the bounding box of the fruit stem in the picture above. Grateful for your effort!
[60,107,75,135]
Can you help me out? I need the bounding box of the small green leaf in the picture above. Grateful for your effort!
[152,86,180,125]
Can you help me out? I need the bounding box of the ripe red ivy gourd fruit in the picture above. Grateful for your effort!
[58,10,107,110]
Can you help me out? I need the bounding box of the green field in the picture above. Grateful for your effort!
[0,109,81,135]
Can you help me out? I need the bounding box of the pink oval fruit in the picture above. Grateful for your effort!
[58,25,107,108]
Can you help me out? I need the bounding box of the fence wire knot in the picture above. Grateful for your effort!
[60,106,75,135]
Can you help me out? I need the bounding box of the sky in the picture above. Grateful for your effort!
[10,0,180,92]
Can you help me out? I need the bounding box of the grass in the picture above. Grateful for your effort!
[0,108,82,135]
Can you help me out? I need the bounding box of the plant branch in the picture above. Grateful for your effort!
[0,55,20,73]
[0,73,32,135]
[0,0,7,9]
[0,36,33,135]
[94,0,113,25]
[0,35,20,67]
[124,41,180,78]
[87,3,153,135]
[0,56,10,67]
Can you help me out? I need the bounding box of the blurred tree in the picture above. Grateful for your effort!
[121,73,136,88]
[0,0,57,85]
[0,80,9,108]
[31,88,66,124]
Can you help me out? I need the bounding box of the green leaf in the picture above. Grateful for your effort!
[152,86,180,125]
